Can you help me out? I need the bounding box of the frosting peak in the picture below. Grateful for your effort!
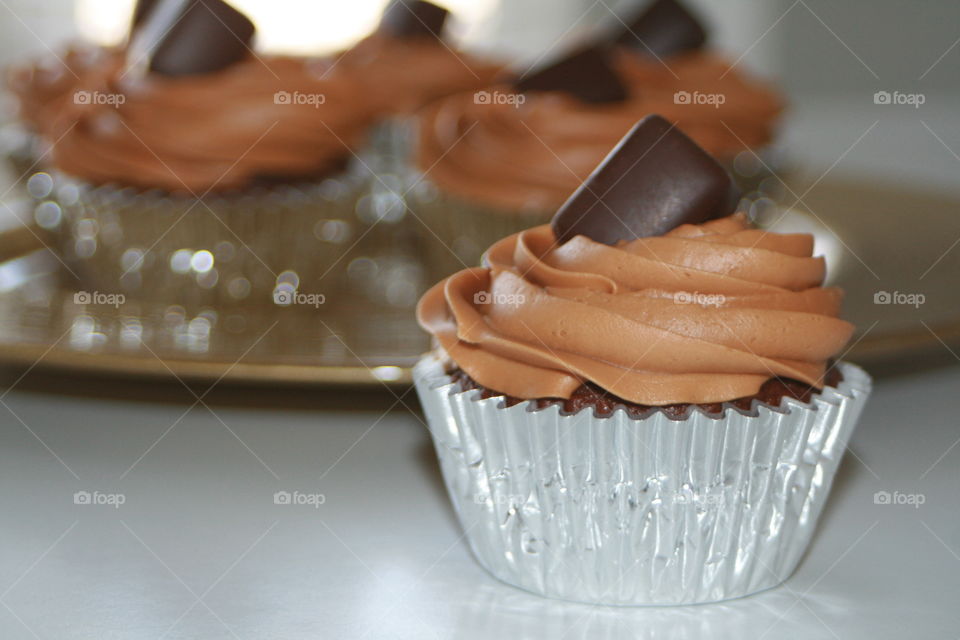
[417,214,853,405]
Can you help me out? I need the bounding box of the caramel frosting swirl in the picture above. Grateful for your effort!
[416,51,783,212]
[336,34,505,116]
[9,51,378,192]
[7,45,107,133]
[615,50,782,157]
[417,214,853,405]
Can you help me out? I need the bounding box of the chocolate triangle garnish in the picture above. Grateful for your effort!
[616,0,707,58]
[379,0,449,40]
[551,115,739,245]
[133,0,256,76]
[515,45,627,104]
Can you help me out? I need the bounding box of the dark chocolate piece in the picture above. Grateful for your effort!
[616,0,707,58]
[379,0,449,40]
[143,0,256,76]
[130,0,160,30]
[551,114,739,245]
[515,46,628,104]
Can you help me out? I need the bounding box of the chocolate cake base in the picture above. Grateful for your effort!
[449,367,843,420]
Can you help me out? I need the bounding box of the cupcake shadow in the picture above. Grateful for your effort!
[413,435,460,531]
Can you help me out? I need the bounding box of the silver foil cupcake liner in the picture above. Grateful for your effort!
[32,169,368,307]
[414,355,872,605]
[361,118,417,181]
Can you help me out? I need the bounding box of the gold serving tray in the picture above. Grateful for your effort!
[0,175,958,386]
[0,224,428,386]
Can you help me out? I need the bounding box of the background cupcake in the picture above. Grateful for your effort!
[337,0,505,121]
[4,45,108,184]
[411,45,631,278]
[329,0,506,310]
[411,0,783,279]
[15,0,382,307]
[335,0,505,187]
[614,0,784,189]
[414,116,871,605]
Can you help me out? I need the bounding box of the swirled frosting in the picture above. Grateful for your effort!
[7,45,107,133]
[616,50,782,155]
[417,214,853,405]
[9,51,378,192]
[336,34,505,115]
[9,33,502,192]
[416,51,783,212]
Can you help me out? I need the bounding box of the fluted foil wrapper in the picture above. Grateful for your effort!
[414,355,872,605]
[39,170,366,307]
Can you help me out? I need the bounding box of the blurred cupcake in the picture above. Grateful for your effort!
[338,0,504,120]
[335,0,505,219]
[4,45,108,185]
[412,0,783,277]
[414,116,871,605]
[613,0,784,188]
[331,0,505,309]
[613,51,782,168]
[15,0,381,306]
[412,45,633,277]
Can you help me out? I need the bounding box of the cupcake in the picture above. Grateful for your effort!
[4,45,108,185]
[334,0,505,246]
[336,0,504,183]
[614,0,784,188]
[412,0,783,278]
[414,115,871,605]
[337,1,505,120]
[308,1,505,309]
[12,0,380,306]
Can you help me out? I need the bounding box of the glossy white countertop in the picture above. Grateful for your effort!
[0,363,958,639]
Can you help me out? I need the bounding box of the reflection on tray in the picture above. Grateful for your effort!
[0,249,429,384]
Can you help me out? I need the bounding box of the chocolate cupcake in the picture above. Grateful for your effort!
[12,0,381,306]
[4,45,108,185]
[411,0,783,278]
[413,116,871,605]
[336,0,504,184]
[337,0,504,120]
[334,1,505,282]
[613,0,784,191]
[307,1,505,308]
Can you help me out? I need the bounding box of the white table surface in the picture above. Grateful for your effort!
[0,363,958,639]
